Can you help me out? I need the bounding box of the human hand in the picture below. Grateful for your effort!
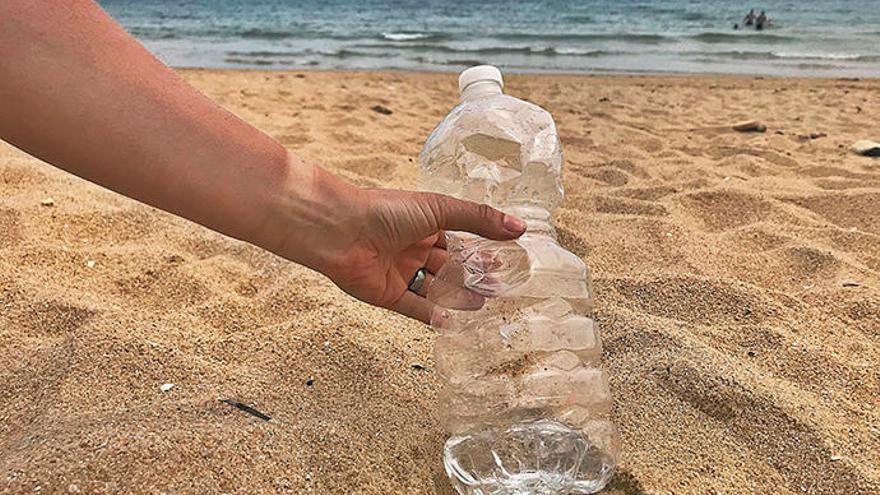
[262,157,526,324]
[0,3,523,325]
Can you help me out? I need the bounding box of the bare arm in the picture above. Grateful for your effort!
[0,0,525,323]
[0,0,288,245]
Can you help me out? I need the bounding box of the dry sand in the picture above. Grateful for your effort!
[1,70,879,494]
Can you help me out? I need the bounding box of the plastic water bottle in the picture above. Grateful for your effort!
[419,66,619,495]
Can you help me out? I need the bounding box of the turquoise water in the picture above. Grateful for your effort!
[99,0,880,76]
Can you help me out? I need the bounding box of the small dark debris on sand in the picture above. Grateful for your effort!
[371,105,393,115]
[220,399,272,421]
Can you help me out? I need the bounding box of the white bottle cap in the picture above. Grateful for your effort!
[458,65,503,94]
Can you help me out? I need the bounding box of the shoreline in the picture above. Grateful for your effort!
[172,65,880,80]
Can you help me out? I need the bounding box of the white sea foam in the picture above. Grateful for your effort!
[771,51,864,61]
[382,32,430,41]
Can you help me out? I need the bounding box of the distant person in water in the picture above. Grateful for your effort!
[743,9,756,26]
[755,11,771,30]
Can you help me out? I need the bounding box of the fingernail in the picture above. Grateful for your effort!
[503,215,526,233]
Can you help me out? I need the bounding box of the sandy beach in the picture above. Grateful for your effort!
[1,70,878,494]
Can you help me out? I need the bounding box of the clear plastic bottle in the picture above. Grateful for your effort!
[419,66,619,495]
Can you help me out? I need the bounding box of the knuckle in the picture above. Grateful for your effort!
[417,191,440,210]
[476,203,496,221]
[423,193,446,220]
[407,192,445,232]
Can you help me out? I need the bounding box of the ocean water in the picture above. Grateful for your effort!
[99,0,880,77]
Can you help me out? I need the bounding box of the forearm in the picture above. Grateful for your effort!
[0,0,292,244]
[0,1,526,323]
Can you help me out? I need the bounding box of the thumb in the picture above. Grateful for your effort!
[416,192,526,240]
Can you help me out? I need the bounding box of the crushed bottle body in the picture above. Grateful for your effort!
[420,66,619,494]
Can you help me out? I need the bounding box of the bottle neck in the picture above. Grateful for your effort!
[460,80,503,102]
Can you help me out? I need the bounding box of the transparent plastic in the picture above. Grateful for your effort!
[419,68,619,495]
